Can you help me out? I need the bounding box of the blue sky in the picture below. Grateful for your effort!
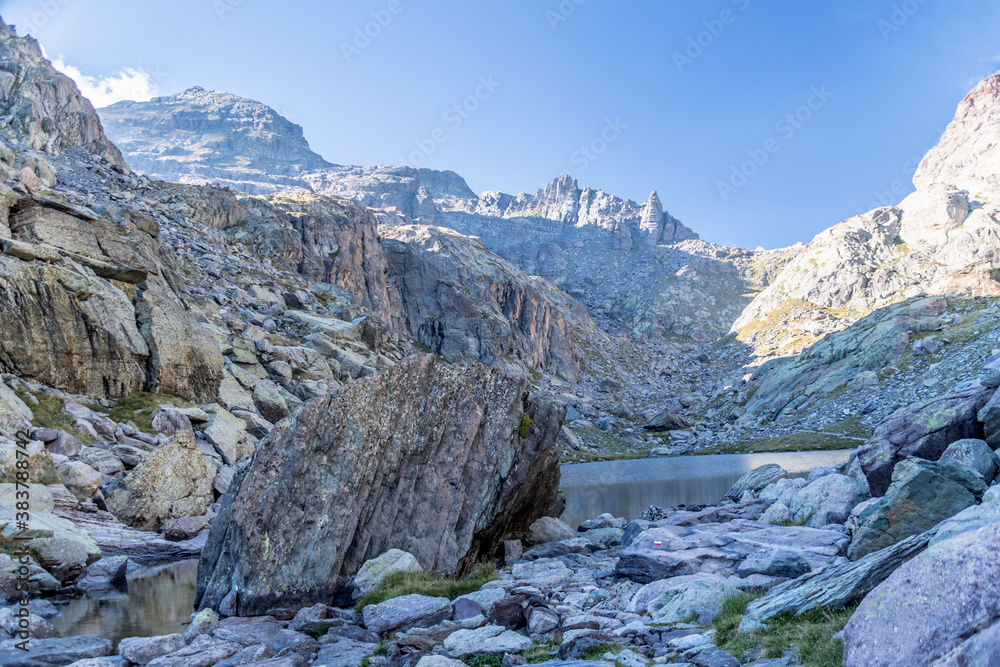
[1,0,999,249]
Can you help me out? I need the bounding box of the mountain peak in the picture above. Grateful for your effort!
[0,17,125,166]
[99,86,332,193]
[913,70,1000,194]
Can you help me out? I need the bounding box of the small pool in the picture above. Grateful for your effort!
[559,450,854,528]
[48,559,198,646]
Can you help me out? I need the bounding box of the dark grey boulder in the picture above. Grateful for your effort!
[848,457,985,560]
[857,387,991,496]
[843,522,1000,666]
[197,354,563,616]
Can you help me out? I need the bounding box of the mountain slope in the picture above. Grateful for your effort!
[101,87,333,193]
[0,21,124,166]
[100,88,789,343]
[732,72,1000,358]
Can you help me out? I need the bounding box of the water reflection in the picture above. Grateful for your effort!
[49,559,198,646]
[560,450,853,528]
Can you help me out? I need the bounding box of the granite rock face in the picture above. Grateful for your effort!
[0,198,224,401]
[96,88,804,343]
[196,353,563,615]
[0,22,124,166]
[382,224,608,382]
[847,457,985,560]
[843,522,1000,667]
[100,87,332,194]
[733,72,1000,358]
[856,387,991,496]
[106,433,216,532]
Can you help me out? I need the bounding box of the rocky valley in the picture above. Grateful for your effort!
[0,12,998,667]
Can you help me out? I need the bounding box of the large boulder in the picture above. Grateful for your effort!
[938,438,999,481]
[843,522,1000,666]
[525,517,576,545]
[848,457,986,560]
[352,549,423,599]
[932,619,1000,666]
[930,486,1000,545]
[724,464,788,501]
[106,432,215,531]
[0,440,58,484]
[787,473,870,524]
[644,573,736,625]
[362,594,452,635]
[856,387,992,496]
[196,354,563,615]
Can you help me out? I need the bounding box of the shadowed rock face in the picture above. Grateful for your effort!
[857,386,992,496]
[382,224,608,382]
[196,353,564,616]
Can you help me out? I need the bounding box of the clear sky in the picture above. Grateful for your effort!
[1,0,999,250]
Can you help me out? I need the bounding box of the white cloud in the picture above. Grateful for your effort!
[50,58,159,108]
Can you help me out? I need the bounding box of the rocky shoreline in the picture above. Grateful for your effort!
[4,430,998,667]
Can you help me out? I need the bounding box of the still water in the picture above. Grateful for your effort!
[49,559,198,646]
[559,450,854,528]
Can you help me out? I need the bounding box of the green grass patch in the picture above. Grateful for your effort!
[519,414,533,439]
[355,563,499,611]
[523,640,558,664]
[462,655,504,667]
[108,392,191,434]
[719,603,856,667]
[371,641,389,657]
[0,535,27,557]
[562,449,648,464]
[712,591,765,644]
[559,424,652,463]
[581,643,624,661]
[772,517,810,527]
[14,389,96,445]
[695,430,861,456]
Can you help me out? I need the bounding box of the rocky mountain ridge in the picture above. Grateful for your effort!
[100,87,332,194]
[733,72,1000,359]
[100,87,788,343]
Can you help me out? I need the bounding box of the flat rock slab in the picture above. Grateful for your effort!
[312,638,378,667]
[442,624,533,657]
[616,520,848,583]
[362,594,452,635]
[0,634,113,666]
